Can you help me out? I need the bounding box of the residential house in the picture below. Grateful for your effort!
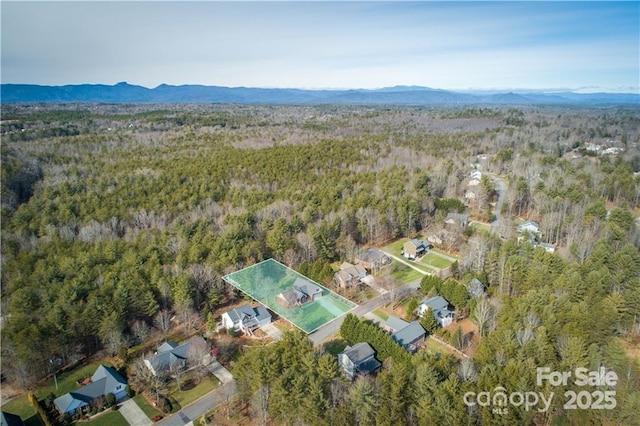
[144,336,208,376]
[276,277,323,308]
[221,304,271,334]
[383,316,426,352]
[337,342,382,380]
[517,221,540,236]
[391,321,426,353]
[445,212,469,229]
[418,296,455,327]
[334,262,367,288]
[1,411,24,426]
[355,248,391,271]
[385,315,410,334]
[466,278,487,299]
[53,365,127,416]
[402,239,428,260]
[538,242,556,253]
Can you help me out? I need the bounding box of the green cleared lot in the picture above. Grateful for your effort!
[223,258,356,333]
[419,252,453,269]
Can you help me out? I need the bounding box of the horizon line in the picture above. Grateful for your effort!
[2,81,639,95]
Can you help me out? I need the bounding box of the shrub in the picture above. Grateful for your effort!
[105,392,116,408]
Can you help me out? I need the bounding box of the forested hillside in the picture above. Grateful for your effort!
[2,104,640,424]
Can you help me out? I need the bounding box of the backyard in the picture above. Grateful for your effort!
[223,258,356,333]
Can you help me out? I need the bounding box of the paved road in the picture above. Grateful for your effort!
[156,362,236,426]
[156,381,237,426]
[485,172,507,235]
[308,278,421,346]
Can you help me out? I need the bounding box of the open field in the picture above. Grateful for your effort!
[419,251,453,269]
[223,258,356,333]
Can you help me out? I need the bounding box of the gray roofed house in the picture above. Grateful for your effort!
[337,342,382,380]
[276,278,323,307]
[385,315,410,333]
[53,365,127,416]
[334,262,367,288]
[391,321,426,353]
[355,248,391,271]
[418,296,455,327]
[144,336,207,376]
[221,304,271,333]
[467,278,487,298]
[517,221,540,235]
[445,212,469,228]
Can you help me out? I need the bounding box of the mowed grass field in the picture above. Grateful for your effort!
[223,258,356,333]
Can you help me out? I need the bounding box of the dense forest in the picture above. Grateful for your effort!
[2,103,640,424]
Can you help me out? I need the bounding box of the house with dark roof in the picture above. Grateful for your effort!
[355,248,391,271]
[402,239,428,260]
[1,411,24,426]
[144,336,207,376]
[276,277,323,308]
[221,304,271,334]
[53,365,127,416]
[334,262,367,288]
[337,342,382,380]
[418,296,455,327]
[391,321,426,353]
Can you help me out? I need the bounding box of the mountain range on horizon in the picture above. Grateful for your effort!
[2,82,639,105]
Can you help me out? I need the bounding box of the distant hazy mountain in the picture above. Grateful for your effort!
[2,82,638,105]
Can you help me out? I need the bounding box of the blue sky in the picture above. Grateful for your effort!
[2,1,638,92]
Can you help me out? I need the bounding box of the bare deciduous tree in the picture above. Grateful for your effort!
[154,310,172,338]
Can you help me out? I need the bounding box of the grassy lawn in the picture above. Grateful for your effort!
[431,248,457,260]
[382,239,405,256]
[390,261,426,284]
[419,252,453,269]
[372,308,389,321]
[322,338,348,356]
[470,221,491,233]
[223,259,356,333]
[169,374,219,408]
[133,394,161,420]
[84,410,129,426]
[1,396,41,426]
[424,337,461,358]
[37,363,103,399]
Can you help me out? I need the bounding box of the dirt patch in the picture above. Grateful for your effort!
[206,400,256,425]
[444,318,481,357]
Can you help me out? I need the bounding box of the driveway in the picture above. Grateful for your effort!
[156,381,237,426]
[209,361,234,384]
[119,398,152,426]
[261,323,283,341]
[485,172,507,235]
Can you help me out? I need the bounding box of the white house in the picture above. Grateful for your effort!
[418,296,454,327]
[221,304,271,333]
[517,221,540,236]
